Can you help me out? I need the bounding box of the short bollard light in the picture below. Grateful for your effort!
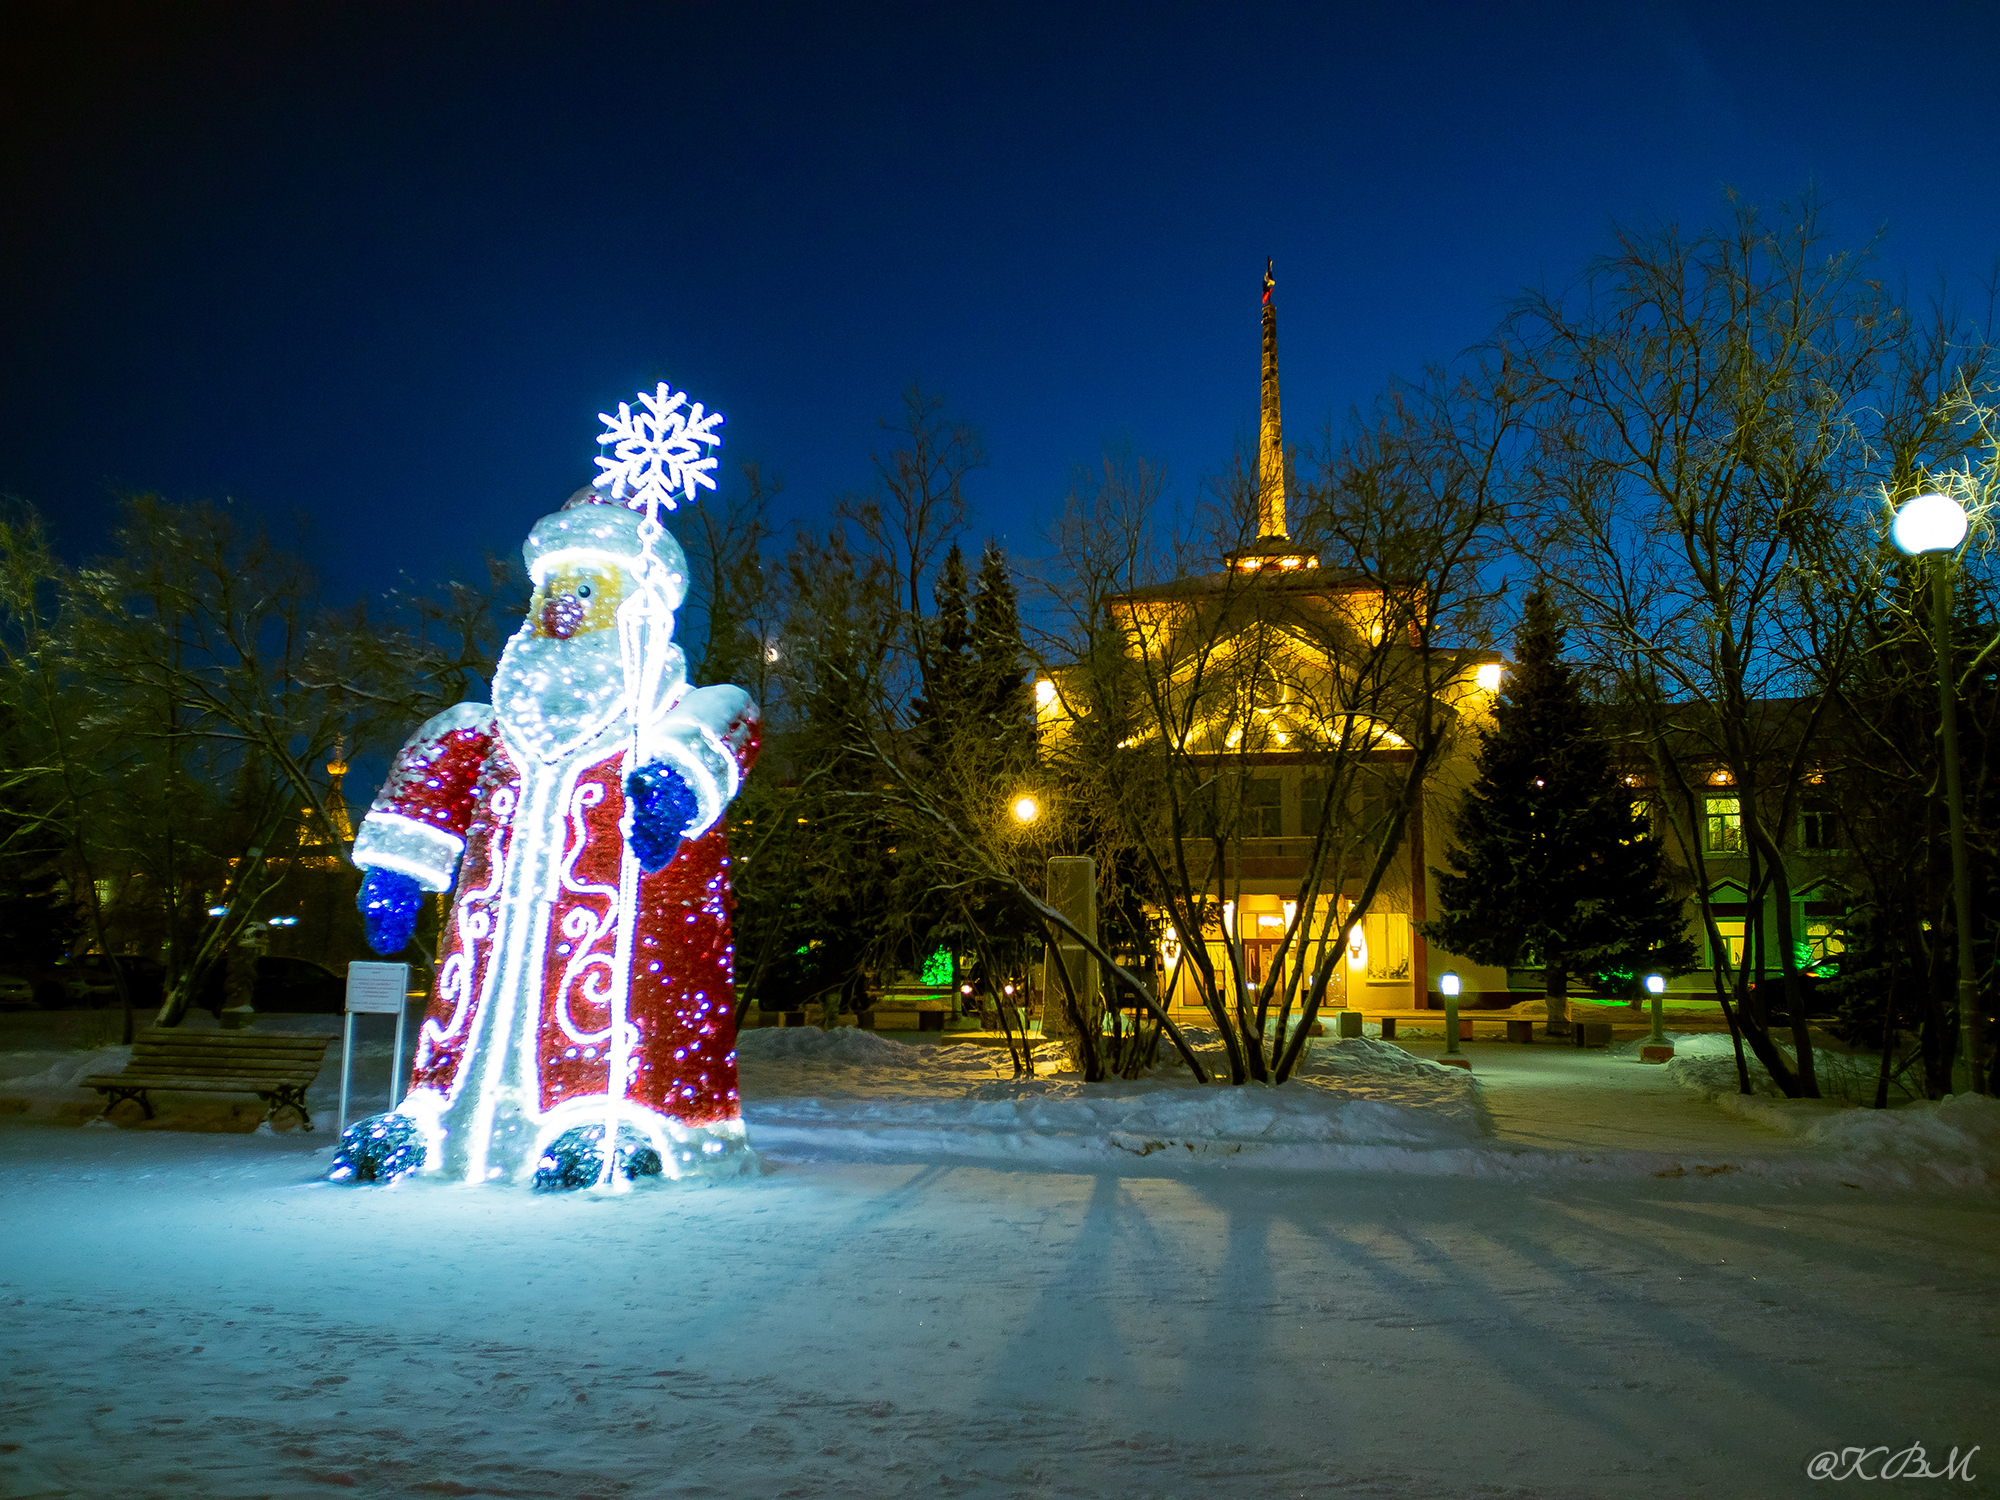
[1641,973,1674,1063]
[1440,971,1463,1055]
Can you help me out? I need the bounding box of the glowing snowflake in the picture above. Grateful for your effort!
[592,382,724,513]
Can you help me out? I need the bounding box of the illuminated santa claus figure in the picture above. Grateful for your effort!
[334,388,757,1190]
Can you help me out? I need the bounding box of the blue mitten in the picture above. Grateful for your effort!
[357,867,424,955]
[627,761,699,872]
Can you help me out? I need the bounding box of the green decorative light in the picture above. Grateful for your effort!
[921,947,953,987]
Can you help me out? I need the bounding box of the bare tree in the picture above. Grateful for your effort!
[1035,363,1514,1086]
[1503,191,1988,1097]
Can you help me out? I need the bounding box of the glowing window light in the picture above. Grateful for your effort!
[1281,900,1297,932]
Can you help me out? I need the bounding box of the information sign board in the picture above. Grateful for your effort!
[338,962,414,1135]
[346,961,410,1015]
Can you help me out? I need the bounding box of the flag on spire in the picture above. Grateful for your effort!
[1262,258,1275,307]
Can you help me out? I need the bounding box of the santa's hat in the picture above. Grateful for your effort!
[522,485,688,609]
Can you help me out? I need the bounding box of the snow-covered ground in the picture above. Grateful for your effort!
[2,1014,1997,1497]
[15,1018,1995,1188]
[739,1025,1490,1168]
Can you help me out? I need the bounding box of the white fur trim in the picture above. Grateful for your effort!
[353,812,466,892]
[644,685,755,840]
[524,507,687,609]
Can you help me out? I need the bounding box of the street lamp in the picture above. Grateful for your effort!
[1440,970,1462,1055]
[1644,973,1667,1044]
[1011,794,1040,824]
[1891,491,1981,1093]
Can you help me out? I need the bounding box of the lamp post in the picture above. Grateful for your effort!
[1890,491,1982,1094]
[1440,970,1462,1056]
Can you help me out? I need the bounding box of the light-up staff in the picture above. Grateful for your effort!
[593,381,725,1183]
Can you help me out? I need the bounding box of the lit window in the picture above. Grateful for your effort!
[1710,920,1746,968]
[1802,920,1845,975]
[1361,912,1411,981]
[1704,796,1743,855]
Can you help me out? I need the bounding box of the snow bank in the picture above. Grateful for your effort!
[1646,1031,2000,1189]
[0,1045,131,1103]
[735,1025,1489,1167]
[6,1022,1994,1190]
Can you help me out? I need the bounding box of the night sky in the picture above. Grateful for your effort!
[6,0,2000,604]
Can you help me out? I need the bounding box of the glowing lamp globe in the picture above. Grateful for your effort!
[1011,795,1040,824]
[1645,973,1666,996]
[1475,662,1504,692]
[1890,492,1968,557]
[1439,971,1462,998]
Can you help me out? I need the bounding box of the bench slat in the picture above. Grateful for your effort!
[83,1074,307,1092]
[132,1040,332,1048]
[127,1064,330,1072]
[130,1048,331,1064]
[121,1072,321,1081]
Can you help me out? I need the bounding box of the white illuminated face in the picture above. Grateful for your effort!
[494,560,645,764]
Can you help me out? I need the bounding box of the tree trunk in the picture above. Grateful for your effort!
[1544,961,1572,1036]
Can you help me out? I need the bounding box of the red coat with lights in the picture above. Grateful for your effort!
[352,690,759,1184]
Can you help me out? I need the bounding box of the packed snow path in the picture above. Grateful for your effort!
[2,1122,1995,1499]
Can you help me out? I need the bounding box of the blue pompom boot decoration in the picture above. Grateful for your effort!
[533,1122,664,1191]
[327,1112,428,1184]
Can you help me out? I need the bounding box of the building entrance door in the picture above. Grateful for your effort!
[1242,939,1284,1002]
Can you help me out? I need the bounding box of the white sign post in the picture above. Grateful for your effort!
[338,961,411,1138]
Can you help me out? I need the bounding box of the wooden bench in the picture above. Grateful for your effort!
[82,1027,333,1130]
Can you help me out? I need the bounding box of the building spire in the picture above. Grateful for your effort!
[1258,258,1287,539]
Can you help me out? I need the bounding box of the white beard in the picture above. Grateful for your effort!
[491,627,629,764]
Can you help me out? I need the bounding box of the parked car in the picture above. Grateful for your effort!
[48,955,165,1009]
[200,956,349,1016]
[0,973,38,1011]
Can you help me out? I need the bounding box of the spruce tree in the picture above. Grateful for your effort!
[911,543,970,764]
[970,541,1031,753]
[1421,592,1695,1033]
